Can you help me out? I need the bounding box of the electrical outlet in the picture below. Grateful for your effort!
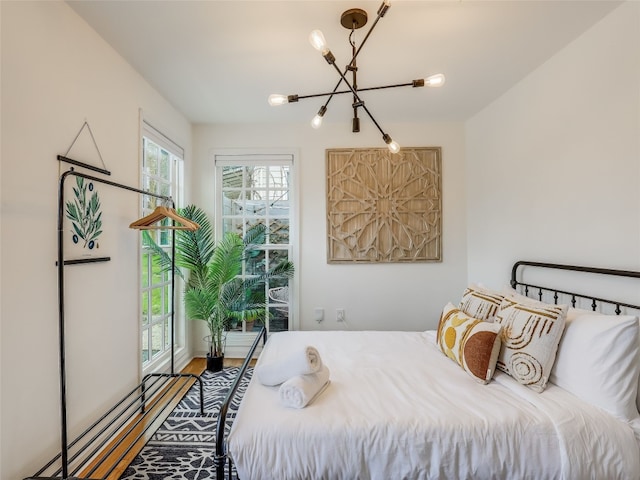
[314,308,324,323]
[336,308,345,322]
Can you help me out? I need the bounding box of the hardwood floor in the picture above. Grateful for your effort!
[77,356,247,479]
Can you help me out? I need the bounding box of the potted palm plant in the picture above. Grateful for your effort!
[145,204,294,371]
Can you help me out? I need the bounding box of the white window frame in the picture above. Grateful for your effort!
[213,149,299,358]
[139,120,186,375]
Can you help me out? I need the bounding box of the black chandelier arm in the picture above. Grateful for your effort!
[351,2,386,64]
[320,77,344,111]
[295,80,422,101]
[360,80,422,91]
[316,0,391,115]
[329,59,387,137]
[359,102,386,137]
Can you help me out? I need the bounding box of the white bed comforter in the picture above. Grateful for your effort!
[228,330,640,480]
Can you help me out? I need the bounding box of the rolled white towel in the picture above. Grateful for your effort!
[279,365,331,409]
[255,345,323,386]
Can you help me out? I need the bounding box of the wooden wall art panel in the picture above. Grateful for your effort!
[326,147,442,263]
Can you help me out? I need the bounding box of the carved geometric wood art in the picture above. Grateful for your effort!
[327,147,442,263]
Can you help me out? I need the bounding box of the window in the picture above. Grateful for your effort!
[215,152,296,336]
[140,123,184,368]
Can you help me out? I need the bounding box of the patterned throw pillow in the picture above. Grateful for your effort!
[436,303,503,384]
[459,284,504,322]
[495,297,568,392]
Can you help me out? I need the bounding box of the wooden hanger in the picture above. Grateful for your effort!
[129,205,200,231]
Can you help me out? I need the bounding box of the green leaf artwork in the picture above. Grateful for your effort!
[65,176,103,250]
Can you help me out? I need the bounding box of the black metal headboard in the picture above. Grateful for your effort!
[511,261,640,314]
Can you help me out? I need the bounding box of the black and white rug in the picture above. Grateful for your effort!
[119,367,252,480]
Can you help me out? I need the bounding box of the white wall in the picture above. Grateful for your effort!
[465,2,640,291]
[0,2,192,478]
[193,120,468,339]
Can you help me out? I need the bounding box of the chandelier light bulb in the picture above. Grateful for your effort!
[425,73,446,87]
[311,106,327,129]
[383,133,400,153]
[268,94,289,106]
[311,114,324,129]
[309,30,329,54]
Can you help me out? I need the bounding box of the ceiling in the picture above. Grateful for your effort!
[68,0,621,125]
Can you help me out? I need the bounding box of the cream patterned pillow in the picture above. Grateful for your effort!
[459,284,504,322]
[437,303,503,384]
[495,297,568,392]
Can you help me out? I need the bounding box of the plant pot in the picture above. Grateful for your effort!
[245,320,255,332]
[203,333,227,370]
[206,353,224,372]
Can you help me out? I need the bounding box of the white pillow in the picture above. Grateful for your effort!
[495,296,568,392]
[550,308,640,421]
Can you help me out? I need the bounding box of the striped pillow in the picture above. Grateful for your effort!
[495,297,568,392]
[437,303,503,384]
[459,284,504,322]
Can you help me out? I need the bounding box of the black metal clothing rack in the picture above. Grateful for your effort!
[26,158,204,480]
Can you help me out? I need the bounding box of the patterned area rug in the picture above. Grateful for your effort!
[119,367,252,480]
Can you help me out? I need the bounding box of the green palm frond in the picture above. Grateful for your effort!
[268,260,295,279]
[175,205,215,285]
[243,223,266,249]
[209,232,245,284]
[184,287,218,323]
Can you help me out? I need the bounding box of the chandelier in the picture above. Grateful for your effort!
[268,0,445,153]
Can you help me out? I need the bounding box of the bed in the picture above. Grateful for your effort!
[216,261,640,479]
